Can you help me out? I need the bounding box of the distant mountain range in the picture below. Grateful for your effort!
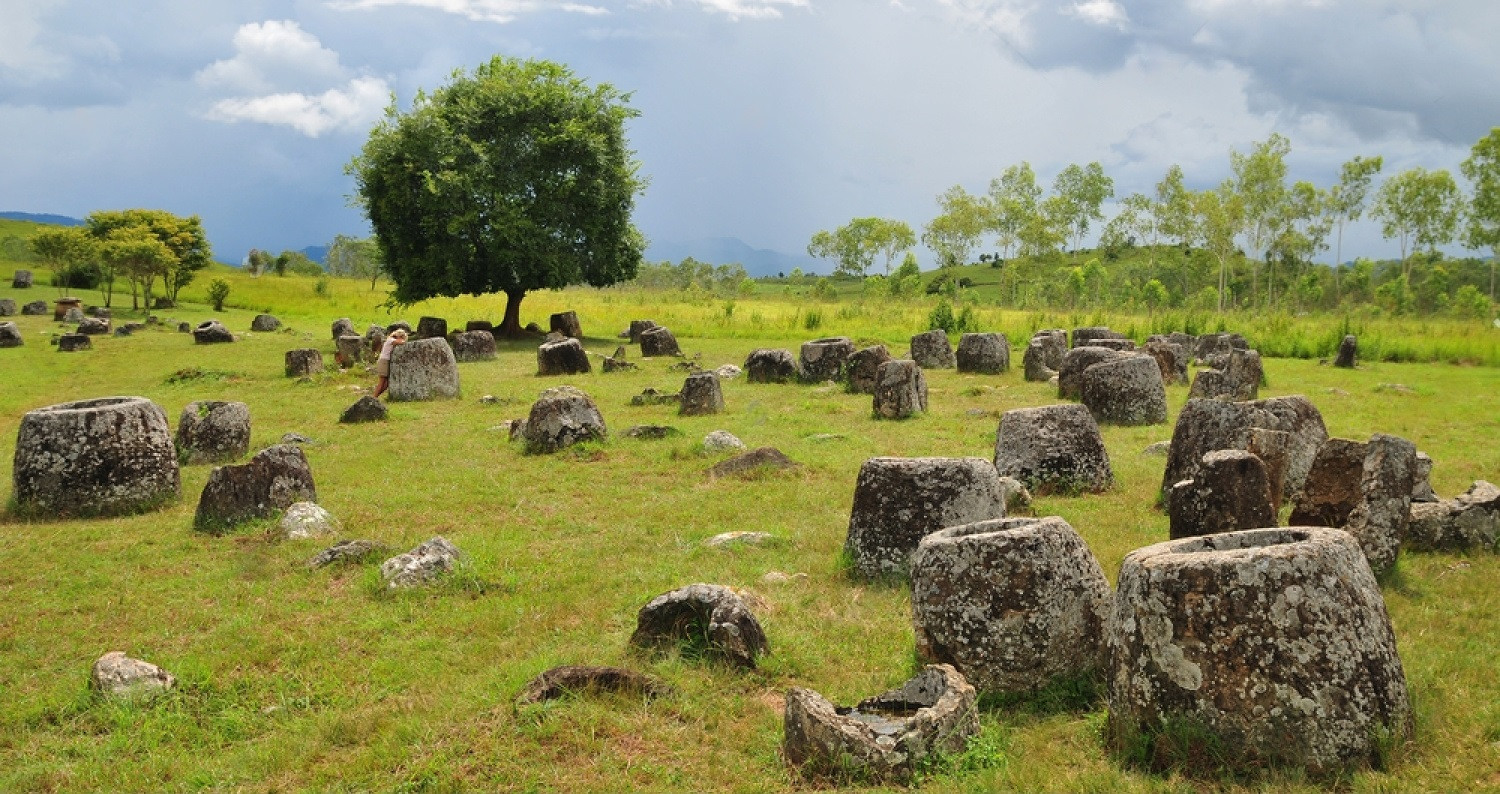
[645,236,821,277]
[0,211,84,226]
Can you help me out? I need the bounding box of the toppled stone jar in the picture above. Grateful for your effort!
[1105,526,1412,777]
[783,664,978,783]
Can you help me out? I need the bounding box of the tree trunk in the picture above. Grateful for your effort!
[496,289,528,338]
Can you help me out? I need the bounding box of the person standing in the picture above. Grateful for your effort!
[373,329,408,399]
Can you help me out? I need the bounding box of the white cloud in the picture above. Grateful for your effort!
[331,0,609,23]
[196,21,345,94]
[205,75,390,137]
[686,0,809,20]
[0,0,65,76]
[1068,0,1127,30]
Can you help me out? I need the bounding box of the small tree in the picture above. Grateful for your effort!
[207,279,230,311]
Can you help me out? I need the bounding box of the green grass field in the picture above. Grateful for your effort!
[1,270,1498,792]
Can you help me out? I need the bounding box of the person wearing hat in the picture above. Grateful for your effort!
[373,328,408,399]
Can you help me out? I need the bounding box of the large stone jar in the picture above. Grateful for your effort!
[1105,527,1412,776]
[12,396,180,517]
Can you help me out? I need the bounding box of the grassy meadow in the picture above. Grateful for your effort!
[1,264,1499,792]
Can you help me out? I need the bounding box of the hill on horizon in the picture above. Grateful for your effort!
[645,236,822,277]
[0,211,85,227]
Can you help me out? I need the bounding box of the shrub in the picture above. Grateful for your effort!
[207,279,230,311]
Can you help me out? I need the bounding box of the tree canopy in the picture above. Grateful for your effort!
[82,209,211,309]
[806,217,914,277]
[348,56,646,336]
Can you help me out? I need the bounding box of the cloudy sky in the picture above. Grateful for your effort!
[0,0,1494,270]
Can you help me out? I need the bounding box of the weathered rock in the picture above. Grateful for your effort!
[1058,346,1122,400]
[713,363,742,380]
[523,386,606,453]
[639,326,681,357]
[1105,527,1412,776]
[1022,340,1057,382]
[415,316,447,339]
[334,334,363,368]
[627,319,658,343]
[1091,338,1137,351]
[175,400,251,465]
[193,444,316,533]
[536,337,591,376]
[1168,450,1276,539]
[842,345,892,394]
[622,424,680,440]
[22,299,47,315]
[12,396,180,517]
[1406,481,1500,552]
[57,333,91,351]
[1190,348,1262,401]
[629,388,679,407]
[463,320,492,334]
[1334,334,1358,368]
[705,531,775,548]
[192,320,234,344]
[1246,427,1294,514]
[911,516,1110,694]
[363,324,386,357]
[277,501,340,540]
[385,321,413,336]
[1344,433,1416,576]
[955,332,1010,374]
[91,651,175,700]
[708,447,795,477]
[630,583,769,669]
[251,314,281,332]
[1288,438,1369,527]
[1143,340,1189,385]
[679,372,724,416]
[339,396,388,424]
[388,337,460,401]
[177,322,191,333]
[1412,452,1437,502]
[0,298,14,316]
[798,336,854,382]
[76,317,110,335]
[307,539,385,568]
[1071,326,1126,348]
[844,456,1007,579]
[783,665,978,784]
[0,321,22,348]
[112,326,132,338]
[602,354,637,372]
[702,429,744,451]
[872,359,928,419]
[744,348,798,384]
[284,348,324,378]
[1080,354,1167,425]
[997,476,1033,515]
[1162,396,1328,503]
[380,536,463,589]
[1193,331,1249,365]
[909,329,955,369]
[12,269,34,288]
[549,311,583,339]
[331,317,356,340]
[516,665,672,707]
[993,404,1112,494]
[64,305,85,323]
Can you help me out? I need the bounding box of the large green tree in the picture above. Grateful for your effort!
[83,209,211,309]
[922,185,988,268]
[348,56,646,336]
[30,227,98,293]
[987,162,1042,259]
[1192,182,1244,312]
[1230,133,1290,307]
[1051,161,1114,255]
[326,234,386,290]
[1372,167,1464,279]
[806,217,914,277]
[1327,154,1383,301]
[1461,128,1500,306]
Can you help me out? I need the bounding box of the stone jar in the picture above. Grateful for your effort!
[12,396,181,517]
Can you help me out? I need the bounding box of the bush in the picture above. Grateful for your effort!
[207,279,230,311]
[926,299,979,335]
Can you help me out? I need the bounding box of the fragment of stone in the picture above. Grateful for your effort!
[909,329,955,369]
[679,371,724,416]
[363,324,386,357]
[284,348,324,378]
[0,321,23,348]
[330,317,356,340]
[251,314,281,332]
[744,348,798,383]
[844,456,1007,579]
[77,316,110,335]
[12,396,180,517]
[872,359,928,419]
[515,665,672,707]
[22,299,48,315]
[702,429,745,452]
[57,333,91,351]
[1192,331,1248,366]
[713,364,742,380]
[385,321,413,336]
[627,319,658,344]
[92,651,176,700]
[175,400,251,465]
[1090,338,1136,351]
[281,433,313,445]
[708,447,795,478]
[1143,340,1188,385]
[380,536,463,589]
[537,337,591,376]
[1162,396,1328,503]
[798,336,854,382]
[639,326,681,357]
[1412,452,1437,502]
[307,539,385,568]
[1344,433,1416,576]
[1105,527,1412,776]
[842,345,892,394]
[1081,354,1167,425]
[1189,347,1262,401]
[277,501,341,540]
[955,332,1010,374]
[193,444,316,533]
[1334,334,1357,368]
[523,385,607,453]
[1406,481,1500,552]
[1168,450,1276,539]
[996,476,1033,515]
[549,310,583,339]
[335,334,364,367]
[705,531,774,548]
[1058,346,1122,400]
[993,404,1113,494]
[415,316,447,339]
[388,337,460,401]
[602,354,637,372]
[112,326,132,337]
[911,517,1110,694]
[0,298,14,316]
[11,269,33,288]
[629,388,679,407]
[623,424,680,440]
[630,583,769,669]
[1246,427,1294,513]
[1288,438,1369,527]
[1022,339,1057,382]
[192,320,234,344]
[783,664,978,784]
[544,330,567,344]
[1142,441,1170,456]
[64,306,85,323]
[1071,326,1126,348]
